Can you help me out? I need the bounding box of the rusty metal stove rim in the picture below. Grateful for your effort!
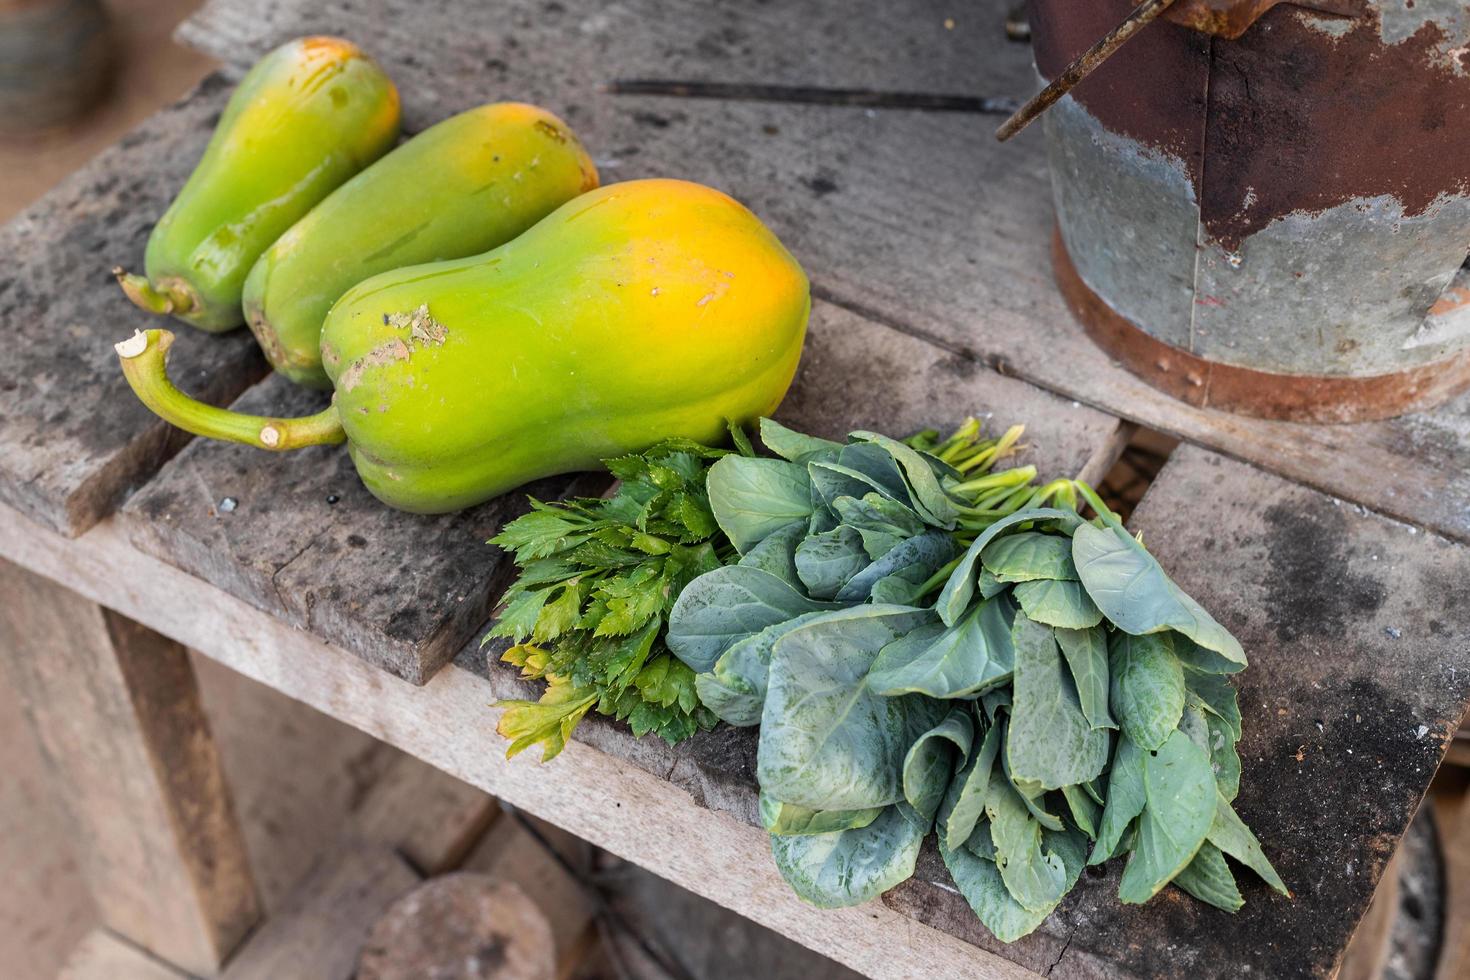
[1050,226,1470,424]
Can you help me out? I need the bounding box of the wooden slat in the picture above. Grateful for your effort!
[0,558,260,977]
[0,74,266,537]
[177,0,1470,547]
[15,439,1462,977]
[116,299,1123,685]
[61,930,190,980]
[0,502,1041,980]
[220,843,419,980]
[353,753,499,875]
[116,376,594,684]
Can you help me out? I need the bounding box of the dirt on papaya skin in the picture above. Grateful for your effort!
[245,303,289,368]
[336,305,447,393]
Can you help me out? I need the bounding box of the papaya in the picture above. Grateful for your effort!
[116,179,811,513]
[114,36,400,332]
[242,102,598,388]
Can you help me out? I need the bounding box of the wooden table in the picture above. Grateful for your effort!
[3,1,1468,976]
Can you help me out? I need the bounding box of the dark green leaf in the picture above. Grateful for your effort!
[1073,521,1245,668]
[1007,615,1110,790]
[1014,579,1103,630]
[1186,669,1243,741]
[837,531,955,603]
[737,521,805,588]
[759,418,842,463]
[1056,626,1116,730]
[1173,842,1243,912]
[1118,730,1217,904]
[758,606,941,810]
[1091,734,1147,864]
[936,509,1081,627]
[706,455,814,553]
[903,708,975,823]
[1208,793,1289,896]
[795,525,870,599]
[759,791,883,835]
[982,532,1079,583]
[667,565,836,673]
[1110,632,1186,752]
[770,805,927,908]
[939,718,1001,852]
[869,593,1017,698]
[940,825,1087,943]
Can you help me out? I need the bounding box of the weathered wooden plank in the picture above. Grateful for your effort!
[177,0,1470,546]
[0,503,1041,980]
[220,843,419,980]
[117,376,594,684]
[61,930,190,980]
[0,74,266,537]
[118,300,1121,685]
[0,559,260,977]
[353,753,499,875]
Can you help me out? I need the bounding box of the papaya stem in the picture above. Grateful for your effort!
[115,329,346,451]
[113,267,197,316]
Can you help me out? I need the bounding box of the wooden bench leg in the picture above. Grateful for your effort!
[0,558,261,977]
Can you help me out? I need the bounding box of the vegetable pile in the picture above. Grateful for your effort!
[490,417,1287,942]
[486,438,733,759]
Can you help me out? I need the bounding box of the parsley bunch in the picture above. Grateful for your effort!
[486,438,737,760]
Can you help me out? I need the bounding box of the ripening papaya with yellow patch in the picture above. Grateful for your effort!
[241,102,599,388]
[116,179,811,513]
[115,36,400,331]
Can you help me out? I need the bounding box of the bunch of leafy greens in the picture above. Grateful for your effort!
[486,438,740,761]
[667,419,1286,942]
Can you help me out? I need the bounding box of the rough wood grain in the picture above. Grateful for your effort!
[118,300,1122,686]
[0,558,260,977]
[220,843,419,980]
[353,753,498,875]
[0,503,1042,980]
[357,876,555,980]
[1435,789,1470,980]
[177,0,1470,546]
[0,73,266,537]
[117,376,594,684]
[1337,849,1399,980]
[61,930,190,980]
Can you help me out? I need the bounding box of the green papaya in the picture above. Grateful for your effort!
[114,36,400,331]
[116,179,811,513]
[242,102,598,388]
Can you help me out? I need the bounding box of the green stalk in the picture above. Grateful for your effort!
[915,554,964,598]
[113,267,198,317]
[1071,479,1122,526]
[952,465,1037,498]
[115,329,345,451]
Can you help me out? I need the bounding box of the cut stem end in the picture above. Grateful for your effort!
[115,328,346,452]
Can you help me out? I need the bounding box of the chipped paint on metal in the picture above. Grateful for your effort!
[1033,0,1470,415]
[1044,95,1200,352]
[1192,193,1470,374]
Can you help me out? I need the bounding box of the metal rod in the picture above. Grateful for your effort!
[606,79,1020,115]
[995,0,1180,142]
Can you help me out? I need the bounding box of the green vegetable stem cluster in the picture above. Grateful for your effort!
[485,438,734,759]
[485,417,1034,759]
[665,420,1287,942]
